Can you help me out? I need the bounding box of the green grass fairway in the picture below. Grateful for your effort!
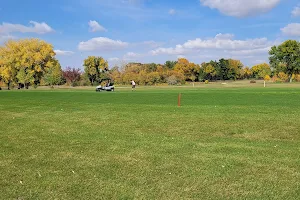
[1,88,300,199]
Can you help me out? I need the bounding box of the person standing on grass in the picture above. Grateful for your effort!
[130,80,136,91]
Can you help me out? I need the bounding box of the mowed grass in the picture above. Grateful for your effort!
[1,87,300,199]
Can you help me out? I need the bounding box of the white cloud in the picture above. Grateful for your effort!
[292,6,300,17]
[169,9,176,15]
[177,55,185,59]
[253,59,267,64]
[108,57,120,62]
[151,44,187,55]
[88,20,107,32]
[123,52,141,60]
[0,35,15,43]
[151,33,272,56]
[183,34,268,50]
[200,0,281,17]
[0,21,54,34]
[78,37,129,51]
[125,52,139,57]
[226,47,271,56]
[54,50,75,56]
[281,23,300,36]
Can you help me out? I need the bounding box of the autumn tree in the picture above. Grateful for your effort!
[0,65,17,89]
[251,63,271,79]
[269,40,300,82]
[174,58,200,82]
[0,38,58,89]
[228,59,243,80]
[242,67,253,79]
[109,66,122,84]
[16,68,35,89]
[63,67,81,87]
[83,56,109,85]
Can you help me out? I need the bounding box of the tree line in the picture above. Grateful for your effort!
[0,39,299,89]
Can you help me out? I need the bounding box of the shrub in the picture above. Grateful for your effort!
[272,75,280,83]
[295,74,300,82]
[278,72,289,82]
[166,75,179,85]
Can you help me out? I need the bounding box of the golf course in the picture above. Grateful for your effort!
[1,84,300,199]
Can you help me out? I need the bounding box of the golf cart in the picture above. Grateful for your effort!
[96,80,115,92]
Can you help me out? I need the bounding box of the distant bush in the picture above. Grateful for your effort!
[250,80,256,83]
[295,74,300,82]
[167,75,180,85]
[272,75,280,83]
[278,72,289,82]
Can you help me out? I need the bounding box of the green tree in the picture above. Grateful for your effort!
[269,40,300,82]
[83,56,108,85]
[165,61,177,70]
[217,58,230,80]
[44,60,63,87]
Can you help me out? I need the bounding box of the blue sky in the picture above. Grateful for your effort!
[0,0,299,68]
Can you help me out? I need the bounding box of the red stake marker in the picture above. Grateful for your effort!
[178,93,181,107]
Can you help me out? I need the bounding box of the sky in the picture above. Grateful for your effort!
[0,0,300,69]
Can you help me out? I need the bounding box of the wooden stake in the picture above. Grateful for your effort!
[178,93,181,107]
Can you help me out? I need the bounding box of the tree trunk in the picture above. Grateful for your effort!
[289,74,293,83]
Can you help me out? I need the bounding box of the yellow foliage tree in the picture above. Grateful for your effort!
[251,63,271,79]
[278,72,289,82]
[174,58,200,82]
[264,75,271,81]
[243,67,253,79]
[228,59,243,80]
[0,38,58,89]
[203,64,217,80]
[83,56,109,85]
